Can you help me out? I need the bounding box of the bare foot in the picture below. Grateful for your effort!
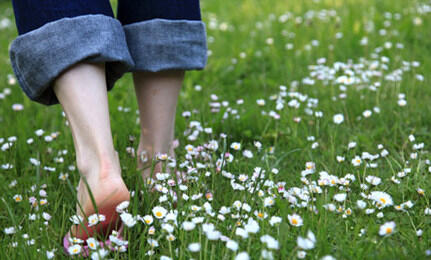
[70,161,130,240]
[138,148,182,186]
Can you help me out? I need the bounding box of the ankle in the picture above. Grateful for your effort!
[76,150,121,180]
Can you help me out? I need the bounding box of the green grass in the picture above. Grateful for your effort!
[1,0,431,259]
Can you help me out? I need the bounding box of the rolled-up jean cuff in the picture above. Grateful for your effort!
[9,14,135,105]
[123,18,207,72]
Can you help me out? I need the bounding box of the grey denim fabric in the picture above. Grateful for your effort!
[9,14,135,105]
[123,19,207,72]
[9,15,207,106]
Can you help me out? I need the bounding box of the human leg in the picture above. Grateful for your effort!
[117,0,208,182]
[9,0,135,240]
[53,62,130,239]
[133,70,184,180]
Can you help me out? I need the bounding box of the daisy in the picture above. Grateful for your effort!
[12,104,24,111]
[235,252,250,260]
[416,229,423,236]
[242,150,253,158]
[363,110,372,118]
[333,114,344,124]
[260,234,279,249]
[46,250,55,259]
[166,234,176,242]
[147,239,159,248]
[226,240,239,251]
[297,230,316,250]
[235,228,248,239]
[182,221,196,231]
[297,251,307,259]
[69,236,84,244]
[68,244,82,255]
[58,173,69,181]
[161,223,174,233]
[379,221,396,236]
[269,216,282,226]
[333,193,347,202]
[120,212,137,227]
[152,206,167,219]
[13,194,22,202]
[188,242,201,252]
[305,162,315,171]
[231,142,241,151]
[116,201,130,213]
[256,99,266,106]
[370,191,393,209]
[244,218,260,233]
[365,175,381,185]
[4,226,16,234]
[148,226,156,235]
[206,230,221,240]
[238,174,248,182]
[86,237,98,250]
[264,197,275,207]
[323,203,336,212]
[254,210,268,219]
[90,248,109,260]
[336,156,345,162]
[88,214,101,227]
[351,156,362,166]
[70,215,83,224]
[400,200,414,209]
[398,99,407,106]
[287,214,303,227]
[356,200,367,209]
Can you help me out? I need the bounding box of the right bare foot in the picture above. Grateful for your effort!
[70,157,130,240]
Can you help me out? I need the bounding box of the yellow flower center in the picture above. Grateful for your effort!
[145,219,151,224]
[156,212,162,217]
[257,212,264,218]
[292,218,298,225]
[386,227,392,234]
[73,248,78,253]
[379,198,386,204]
[89,243,94,248]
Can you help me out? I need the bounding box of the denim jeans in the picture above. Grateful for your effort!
[9,0,207,105]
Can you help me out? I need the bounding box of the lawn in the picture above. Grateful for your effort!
[1,0,431,259]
